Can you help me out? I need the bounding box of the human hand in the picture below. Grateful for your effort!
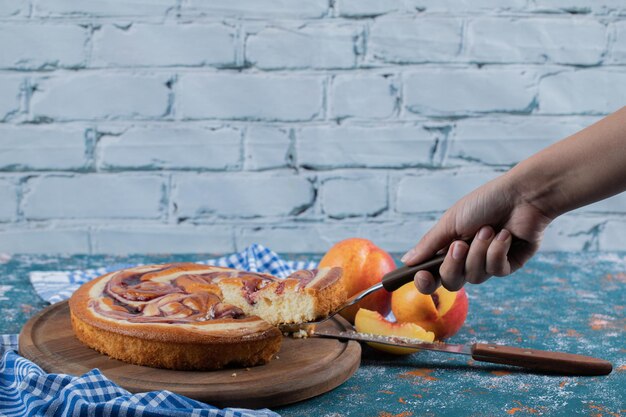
[400,174,553,294]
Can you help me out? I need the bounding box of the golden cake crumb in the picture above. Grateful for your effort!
[292,329,310,339]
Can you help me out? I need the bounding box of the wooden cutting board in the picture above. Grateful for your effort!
[18,301,361,408]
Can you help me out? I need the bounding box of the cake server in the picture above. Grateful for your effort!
[286,253,446,329]
[298,237,528,327]
[311,328,613,376]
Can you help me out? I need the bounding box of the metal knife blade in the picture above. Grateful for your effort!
[312,328,471,355]
[311,328,613,376]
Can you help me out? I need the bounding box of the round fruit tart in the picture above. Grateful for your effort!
[69,263,345,370]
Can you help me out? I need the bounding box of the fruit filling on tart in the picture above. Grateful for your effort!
[91,264,284,324]
[88,263,344,327]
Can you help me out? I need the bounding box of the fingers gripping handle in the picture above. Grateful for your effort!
[384,235,522,293]
[385,238,477,293]
[472,343,613,376]
[382,254,446,292]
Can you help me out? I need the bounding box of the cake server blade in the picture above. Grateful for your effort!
[311,329,613,376]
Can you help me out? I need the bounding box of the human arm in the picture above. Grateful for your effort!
[401,106,626,294]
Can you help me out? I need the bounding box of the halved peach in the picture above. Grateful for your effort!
[391,283,468,340]
[354,308,435,355]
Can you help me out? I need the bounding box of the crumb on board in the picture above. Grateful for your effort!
[282,327,314,339]
[292,329,310,339]
[231,373,237,377]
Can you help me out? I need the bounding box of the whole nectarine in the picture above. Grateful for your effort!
[319,238,395,323]
[354,308,435,355]
[391,283,468,340]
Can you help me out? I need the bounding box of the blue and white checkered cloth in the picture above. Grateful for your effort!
[0,244,317,417]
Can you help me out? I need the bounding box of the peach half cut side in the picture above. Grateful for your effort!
[391,283,469,340]
[354,308,435,355]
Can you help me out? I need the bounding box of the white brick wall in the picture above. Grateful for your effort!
[396,171,501,214]
[0,3,624,254]
[599,219,626,251]
[177,74,324,121]
[0,179,17,222]
[321,174,388,218]
[33,0,176,17]
[0,0,25,17]
[368,17,462,64]
[331,74,397,119]
[22,175,164,219]
[31,74,171,120]
[91,225,235,254]
[298,125,435,169]
[0,125,87,170]
[612,21,626,63]
[244,127,291,171]
[182,1,329,19]
[246,24,360,70]
[404,69,536,115]
[0,24,87,70]
[0,76,24,120]
[447,117,596,166]
[465,18,606,65]
[172,174,314,219]
[538,70,626,114]
[98,126,242,171]
[92,24,237,68]
[530,0,626,14]
[0,229,89,253]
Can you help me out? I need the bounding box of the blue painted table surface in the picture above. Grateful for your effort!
[1,252,624,417]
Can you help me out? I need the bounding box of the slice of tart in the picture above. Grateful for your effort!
[69,263,345,370]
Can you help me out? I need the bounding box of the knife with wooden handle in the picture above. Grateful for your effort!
[299,248,612,376]
[311,329,613,376]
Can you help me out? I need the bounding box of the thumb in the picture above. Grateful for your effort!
[401,215,456,265]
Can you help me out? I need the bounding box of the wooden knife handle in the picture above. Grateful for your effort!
[471,343,613,376]
[381,254,446,292]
